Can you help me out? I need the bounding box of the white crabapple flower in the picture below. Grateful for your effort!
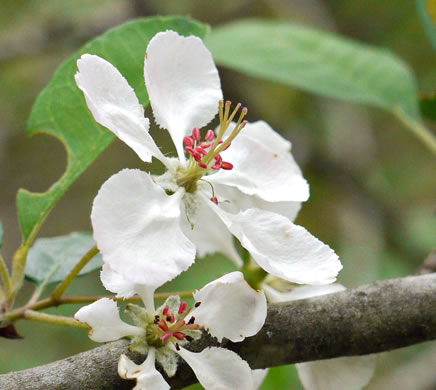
[75,270,267,390]
[261,283,377,390]
[75,30,342,289]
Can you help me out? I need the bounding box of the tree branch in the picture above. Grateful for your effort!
[2,274,435,389]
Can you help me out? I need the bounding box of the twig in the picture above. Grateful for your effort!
[1,274,435,389]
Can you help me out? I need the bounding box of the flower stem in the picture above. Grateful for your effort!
[394,108,436,157]
[51,246,99,302]
[23,310,89,329]
[0,253,11,300]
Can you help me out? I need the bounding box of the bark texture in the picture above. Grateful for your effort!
[1,274,435,389]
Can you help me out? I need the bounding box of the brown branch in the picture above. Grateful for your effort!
[1,274,435,389]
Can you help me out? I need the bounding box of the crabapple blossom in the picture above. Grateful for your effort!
[75,271,267,390]
[75,29,342,291]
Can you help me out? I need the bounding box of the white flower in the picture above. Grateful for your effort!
[75,270,267,390]
[262,283,377,390]
[75,30,342,289]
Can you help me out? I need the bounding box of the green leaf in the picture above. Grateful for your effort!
[0,219,3,249]
[417,0,436,49]
[25,232,102,285]
[18,16,209,244]
[206,19,420,121]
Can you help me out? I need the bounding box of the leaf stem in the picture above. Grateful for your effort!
[51,246,99,302]
[0,254,11,300]
[23,310,90,329]
[394,108,436,157]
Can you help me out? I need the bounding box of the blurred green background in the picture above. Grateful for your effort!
[0,0,435,389]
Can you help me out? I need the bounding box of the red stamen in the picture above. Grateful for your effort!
[198,142,211,149]
[193,151,202,162]
[221,162,233,170]
[173,332,186,341]
[215,155,222,164]
[211,196,218,204]
[196,146,207,156]
[185,146,195,156]
[179,302,187,314]
[206,130,215,141]
[163,305,170,317]
[223,142,231,151]
[161,333,172,343]
[158,320,169,332]
[198,162,207,169]
[192,127,201,140]
[184,136,194,147]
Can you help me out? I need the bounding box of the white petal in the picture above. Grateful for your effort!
[91,169,196,288]
[213,183,302,222]
[190,271,267,342]
[74,298,144,342]
[100,263,137,298]
[75,54,167,165]
[144,31,222,162]
[176,346,253,390]
[207,202,342,285]
[119,350,170,390]
[181,189,242,267]
[252,368,269,390]
[264,284,346,303]
[296,355,377,390]
[209,121,309,202]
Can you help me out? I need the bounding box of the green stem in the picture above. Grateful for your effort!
[51,246,99,302]
[394,108,436,157]
[0,254,11,300]
[10,244,30,302]
[23,310,89,329]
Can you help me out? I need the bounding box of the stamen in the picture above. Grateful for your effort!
[173,332,186,341]
[195,302,202,308]
[175,343,180,351]
[188,317,195,324]
[206,130,215,141]
[192,127,201,141]
[186,335,194,342]
[178,301,188,314]
[184,136,194,147]
[211,196,218,204]
[163,305,170,317]
[221,162,233,170]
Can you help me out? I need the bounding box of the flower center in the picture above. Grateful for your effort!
[176,100,247,198]
[146,301,202,350]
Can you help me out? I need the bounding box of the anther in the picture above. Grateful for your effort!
[175,343,180,351]
[188,317,195,324]
[210,196,218,204]
[178,301,188,314]
[186,335,194,342]
[221,162,233,170]
[163,305,170,317]
[184,136,194,147]
[195,302,202,308]
[192,127,201,141]
[205,130,215,141]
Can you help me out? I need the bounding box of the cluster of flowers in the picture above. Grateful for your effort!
[74,31,375,390]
